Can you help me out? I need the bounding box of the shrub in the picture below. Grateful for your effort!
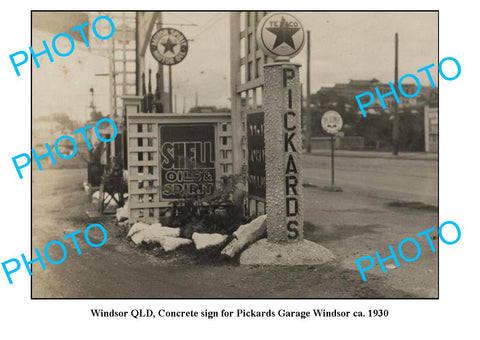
[164,160,248,236]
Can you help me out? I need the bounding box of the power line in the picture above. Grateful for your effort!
[189,13,221,38]
[190,13,227,40]
[161,23,198,27]
[194,13,227,38]
[169,12,198,26]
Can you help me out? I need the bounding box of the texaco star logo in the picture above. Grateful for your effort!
[150,28,188,66]
[257,13,305,59]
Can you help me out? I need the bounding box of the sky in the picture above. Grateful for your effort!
[32,29,110,122]
[32,11,438,121]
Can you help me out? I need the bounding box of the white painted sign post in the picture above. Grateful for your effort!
[321,110,343,188]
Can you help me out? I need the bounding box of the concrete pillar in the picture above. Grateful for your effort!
[229,13,243,176]
[264,62,303,242]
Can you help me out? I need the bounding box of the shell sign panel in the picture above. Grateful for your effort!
[160,125,215,199]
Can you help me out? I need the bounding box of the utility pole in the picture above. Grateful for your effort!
[195,91,198,107]
[305,30,312,154]
[156,14,165,112]
[89,87,96,111]
[392,33,399,156]
[168,65,173,113]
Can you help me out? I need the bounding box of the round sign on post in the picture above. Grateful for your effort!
[321,110,343,134]
[321,111,343,191]
[256,12,305,60]
[149,28,188,65]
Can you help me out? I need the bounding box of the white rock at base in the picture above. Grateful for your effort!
[233,215,267,239]
[127,222,182,245]
[128,222,149,237]
[92,190,100,200]
[131,231,147,244]
[83,181,90,194]
[192,233,228,250]
[160,237,192,252]
[221,215,267,258]
[143,224,180,243]
[116,207,123,221]
[116,200,129,221]
[127,222,149,244]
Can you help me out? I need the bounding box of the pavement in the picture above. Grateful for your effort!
[303,184,438,298]
[309,149,438,161]
[303,152,438,206]
[31,151,438,298]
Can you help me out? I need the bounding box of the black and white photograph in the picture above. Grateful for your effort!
[2,1,478,338]
[30,11,438,298]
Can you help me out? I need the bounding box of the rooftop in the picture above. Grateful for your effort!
[348,78,380,86]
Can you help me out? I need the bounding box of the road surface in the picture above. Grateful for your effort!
[303,154,438,206]
[30,153,438,298]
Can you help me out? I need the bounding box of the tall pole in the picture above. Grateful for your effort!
[111,39,117,118]
[135,12,140,96]
[168,65,173,113]
[89,87,95,110]
[331,135,335,186]
[306,30,312,154]
[300,83,303,109]
[392,33,399,156]
[229,13,243,178]
[156,14,165,111]
[195,91,198,107]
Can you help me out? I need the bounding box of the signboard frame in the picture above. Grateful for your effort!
[246,112,266,200]
[124,104,232,224]
[159,124,217,201]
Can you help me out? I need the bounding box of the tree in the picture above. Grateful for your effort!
[90,109,104,122]
[354,114,392,150]
[51,113,78,134]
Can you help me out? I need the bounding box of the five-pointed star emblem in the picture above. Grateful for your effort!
[161,38,177,54]
[266,16,300,50]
